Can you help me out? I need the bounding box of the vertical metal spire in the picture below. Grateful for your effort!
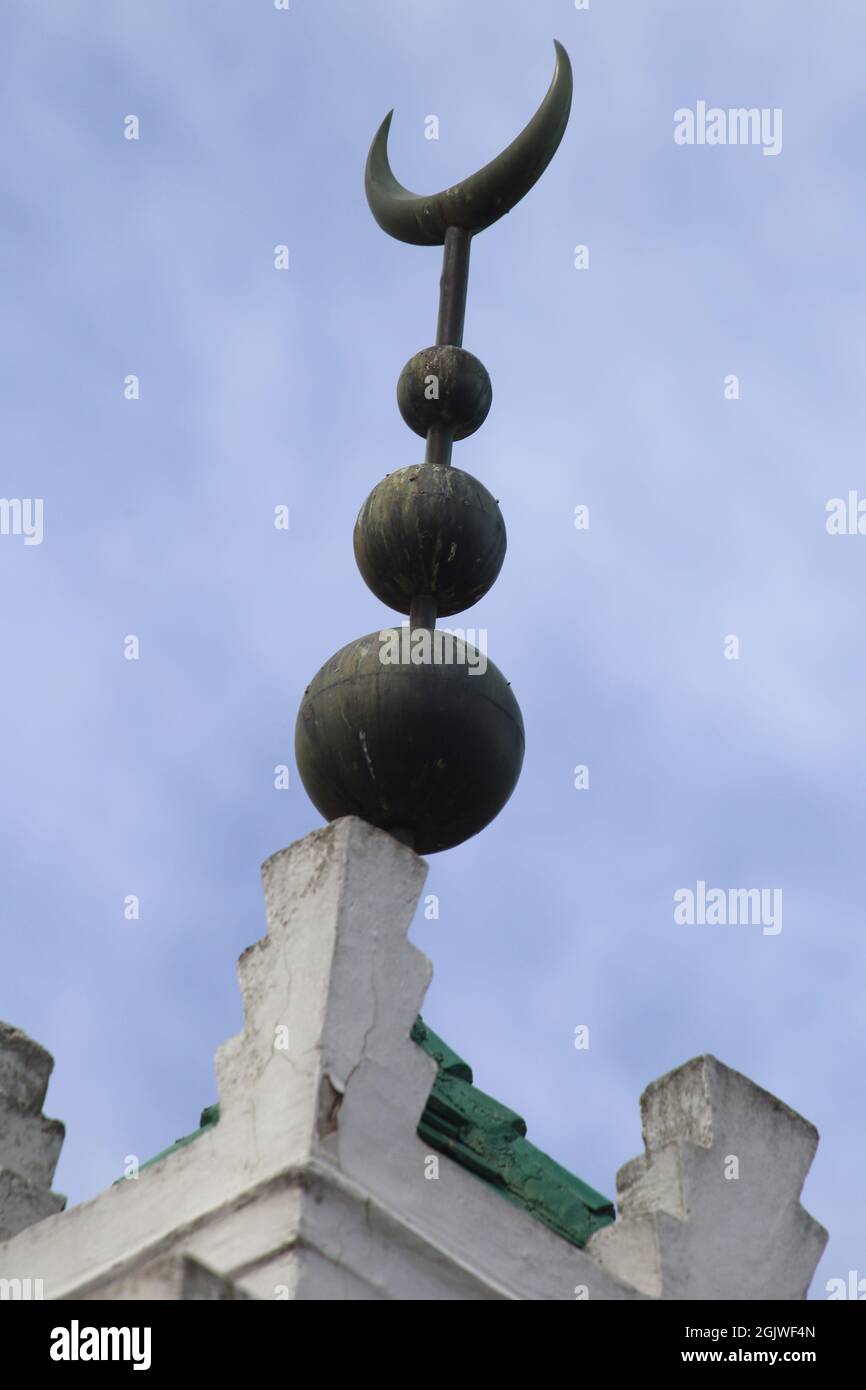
[295,42,573,855]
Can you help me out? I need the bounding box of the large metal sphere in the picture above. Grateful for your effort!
[353,464,506,617]
[295,630,524,854]
[397,345,492,440]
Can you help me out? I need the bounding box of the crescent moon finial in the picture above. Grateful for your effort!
[365,40,573,247]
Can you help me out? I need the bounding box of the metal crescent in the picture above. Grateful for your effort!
[365,39,573,247]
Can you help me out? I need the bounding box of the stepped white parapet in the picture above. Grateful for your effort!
[0,819,827,1300]
[0,1022,66,1243]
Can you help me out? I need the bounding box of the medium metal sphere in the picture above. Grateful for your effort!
[295,630,524,854]
[353,464,506,617]
[397,346,492,440]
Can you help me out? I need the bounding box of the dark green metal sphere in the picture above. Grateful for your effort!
[397,345,492,440]
[353,464,506,618]
[295,630,524,854]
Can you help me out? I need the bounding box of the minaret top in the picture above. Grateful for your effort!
[295,43,573,854]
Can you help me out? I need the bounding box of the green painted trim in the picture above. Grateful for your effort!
[131,1023,616,1252]
[117,1104,221,1183]
[412,1017,615,1248]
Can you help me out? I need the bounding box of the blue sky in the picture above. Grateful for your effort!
[2,0,864,1298]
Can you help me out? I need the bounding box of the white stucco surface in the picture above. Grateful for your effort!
[0,818,827,1300]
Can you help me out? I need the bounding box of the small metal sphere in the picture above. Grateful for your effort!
[353,464,505,617]
[295,630,524,854]
[397,345,492,440]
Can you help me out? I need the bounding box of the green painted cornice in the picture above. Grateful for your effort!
[412,1017,615,1248]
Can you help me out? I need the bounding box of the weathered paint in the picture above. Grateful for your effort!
[412,1017,615,1248]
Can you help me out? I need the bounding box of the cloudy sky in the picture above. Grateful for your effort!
[2,0,864,1298]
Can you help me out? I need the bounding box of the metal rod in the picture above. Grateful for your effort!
[424,225,472,468]
[435,225,472,347]
[424,421,453,467]
[409,595,437,631]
